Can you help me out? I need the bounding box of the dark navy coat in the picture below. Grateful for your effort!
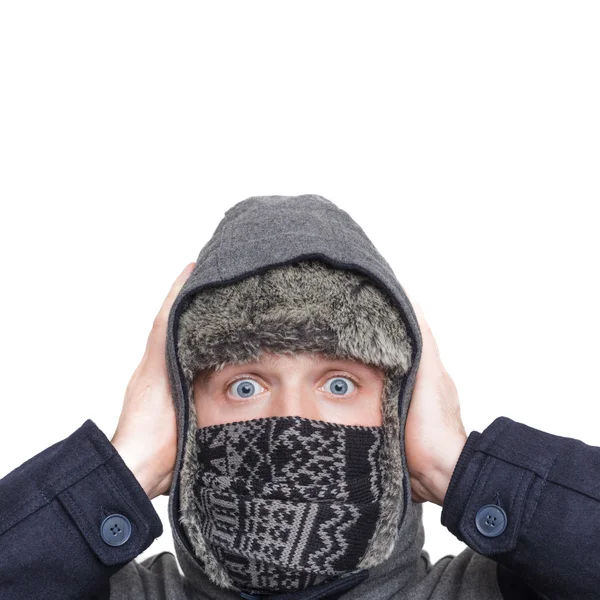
[1,415,599,599]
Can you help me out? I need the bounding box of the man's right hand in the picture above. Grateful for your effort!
[111,262,196,500]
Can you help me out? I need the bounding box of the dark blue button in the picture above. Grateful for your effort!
[101,514,132,546]
[475,504,507,537]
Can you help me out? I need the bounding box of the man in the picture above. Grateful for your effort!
[1,194,598,599]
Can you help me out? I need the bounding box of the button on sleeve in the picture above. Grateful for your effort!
[0,419,163,600]
[56,420,163,566]
[101,514,132,547]
[475,504,507,537]
[441,417,557,554]
[441,416,600,598]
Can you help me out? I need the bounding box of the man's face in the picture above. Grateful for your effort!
[194,351,384,427]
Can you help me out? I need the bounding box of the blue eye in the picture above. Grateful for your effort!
[228,378,265,399]
[323,376,356,396]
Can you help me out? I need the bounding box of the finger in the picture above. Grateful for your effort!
[404,288,441,366]
[404,287,427,340]
[145,262,196,367]
[156,262,196,326]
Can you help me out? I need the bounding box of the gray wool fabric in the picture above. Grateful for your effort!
[108,194,504,600]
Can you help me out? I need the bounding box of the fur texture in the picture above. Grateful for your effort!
[176,259,413,591]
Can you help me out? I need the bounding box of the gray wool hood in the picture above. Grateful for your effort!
[109,194,503,600]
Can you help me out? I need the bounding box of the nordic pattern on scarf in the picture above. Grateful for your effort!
[193,416,383,594]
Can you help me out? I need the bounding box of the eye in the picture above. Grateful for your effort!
[322,376,356,396]
[227,378,265,400]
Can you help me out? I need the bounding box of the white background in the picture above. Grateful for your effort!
[1,1,599,574]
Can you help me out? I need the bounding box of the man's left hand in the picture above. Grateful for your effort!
[404,296,468,507]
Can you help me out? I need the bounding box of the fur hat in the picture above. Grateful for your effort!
[175,258,413,590]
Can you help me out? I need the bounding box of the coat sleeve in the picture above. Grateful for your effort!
[0,419,164,600]
[440,416,600,600]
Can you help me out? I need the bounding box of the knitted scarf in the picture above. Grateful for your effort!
[193,416,384,595]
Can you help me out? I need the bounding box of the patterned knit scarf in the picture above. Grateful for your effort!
[193,416,384,595]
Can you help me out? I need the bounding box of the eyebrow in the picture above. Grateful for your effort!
[194,368,216,388]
